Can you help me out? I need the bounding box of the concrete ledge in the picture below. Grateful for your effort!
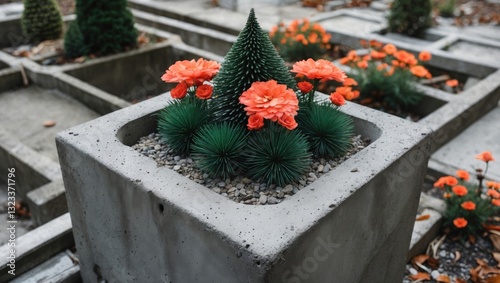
[408,208,443,260]
[0,66,23,93]
[26,179,68,227]
[0,213,74,282]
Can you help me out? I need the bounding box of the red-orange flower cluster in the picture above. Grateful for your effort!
[486,181,500,190]
[453,217,467,228]
[161,58,220,86]
[434,176,458,188]
[456,169,470,181]
[292,59,346,82]
[476,151,494,162]
[239,80,299,130]
[452,185,468,197]
[460,201,476,211]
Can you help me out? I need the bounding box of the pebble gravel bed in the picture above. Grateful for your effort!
[132,133,369,205]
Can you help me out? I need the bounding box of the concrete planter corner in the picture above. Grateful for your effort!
[56,93,433,282]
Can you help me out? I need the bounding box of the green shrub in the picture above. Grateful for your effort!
[76,0,137,55]
[211,9,296,127]
[21,0,63,43]
[157,100,211,155]
[64,21,87,58]
[244,123,311,186]
[440,0,456,18]
[191,123,248,179]
[388,0,432,36]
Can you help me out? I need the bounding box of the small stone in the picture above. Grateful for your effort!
[154,145,161,150]
[438,250,446,258]
[259,195,267,204]
[213,187,221,194]
[173,165,181,171]
[308,172,317,180]
[174,156,181,161]
[218,182,226,188]
[323,164,331,173]
[241,177,252,184]
[408,268,418,275]
[283,185,293,193]
[292,187,299,194]
[317,164,324,172]
[268,197,278,204]
[431,270,439,279]
[228,187,236,193]
[236,183,245,189]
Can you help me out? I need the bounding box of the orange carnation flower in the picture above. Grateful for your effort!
[357,60,368,69]
[453,217,467,228]
[346,50,357,61]
[195,85,213,99]
[394,50,417,65]
[418,51,432,61]
[410,66,430,78]
[493,199,500,207]
[370,50,386,59]
[383,44,397,55]
[443,192,452,199]
[278,114,298,130]
[161,58,220,86]
[434,176,458,188]
[333,86,357,100]
[452,185,468,197]
[446,79,458,87]
[456,169,470,181]
[488,189,500,199]
[476,151,494,162]
[460,201,476,211]
[297,81,314,94]
[330,92,345,106]
[486,181,500,190]
[292,59,347,82]
[247,115,264,131]
[170,82,188,99]
[239,80,299,122]
[343,78,358,86]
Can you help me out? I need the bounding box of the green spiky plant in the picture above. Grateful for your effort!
[297,103,354,157]
[157,100,211,155]
[388,0,432,36]
[211,9,296,127]
[245,123,311,186]
[191,123,248,179]
[75,0,137,55]
[64,21,87,58]
[21,0,63,43]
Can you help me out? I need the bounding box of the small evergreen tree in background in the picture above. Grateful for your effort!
[75,0,137,56]
[22,0,63,43]
[388,0,432,36]
[211,9,296,127]
[64,21,87,58]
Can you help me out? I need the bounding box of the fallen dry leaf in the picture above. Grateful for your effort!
[490,231,500,251]
[471,267,480,283]
[43,120,56,127]
[493,252,500,268]
[477,258,490,267]
[416,214,431,221]
[454,251,461,263]
[487,275,500,283]
[469,235,477,244]
[410,272,431,281]
[455,278,467,283]
[428,256,440,269]
[412,254,429,271]
[436,274,450,282]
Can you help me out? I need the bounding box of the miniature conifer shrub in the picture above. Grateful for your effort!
[211,9,296,127]
[64,21,87,58]
[76,0,137,55]
[159,10,358,187]
[21,0,63,43]
[388,0,432,36]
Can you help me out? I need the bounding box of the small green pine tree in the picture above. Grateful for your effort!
[21,0,63,43]
[388,0,432,36]
[64,21,87,58]
[76,0,137,55]
[211,9,296,126]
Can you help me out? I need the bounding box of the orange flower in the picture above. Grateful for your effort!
[195,84,213,99]
[418,51,432,61]
[357,60,368,69]
[333,86,357,100]
[460,201,476,211]
[488,189,500,199]
[383,44,397,55]
[247,115,264,130]
[493,199,500,207]
[170,82,188,99]
[330,92,345,106]
[292,59,347,82]
[239,80,299,122]
[452,185,468,196]
[339,57,351,65]
[453,218,467,228]
[376,63,389,71]
[486,181,500,190]
[446,79,458,87]
[443,192,452,199]
[475,151,494,162]
[297,81,314,94]
[278,114,298,130]
[369,39,382,48]
[456,169,470,181]
[161,58,220,86]
[385,67,395,76]
[370,50,386,59]
[434,176,458,188]
[346,50,357,61]
[394,50,417,65]
[410,66,430,78]
[343,78,358,86]
[308,32,319,44]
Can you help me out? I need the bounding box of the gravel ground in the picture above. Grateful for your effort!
[132,132,368,205]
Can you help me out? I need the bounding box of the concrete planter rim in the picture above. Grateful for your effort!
[57,93,432,260]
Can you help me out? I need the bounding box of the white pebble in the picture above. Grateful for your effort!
[408,268,418,275]
[431,270,439,279]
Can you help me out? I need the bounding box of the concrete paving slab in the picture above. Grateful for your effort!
[0,85,99,162]
[446,40,500,63]
[0,183,33,246]
[11,251,79,283]
[431,103,500,182]
[319,14,384,36]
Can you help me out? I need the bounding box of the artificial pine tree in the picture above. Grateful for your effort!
[211,9,296,126]
[76,0,137,55]
[64,21,87,58]
[388,0,432,36]
[21,0,63,43]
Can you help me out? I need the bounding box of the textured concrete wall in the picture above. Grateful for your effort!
[57,93,432,283]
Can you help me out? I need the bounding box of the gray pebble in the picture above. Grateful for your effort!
[259,195,267,204]
[173,165,181,171]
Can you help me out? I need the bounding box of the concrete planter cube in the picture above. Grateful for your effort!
[57,93,432,282]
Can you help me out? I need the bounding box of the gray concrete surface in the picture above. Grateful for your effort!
[57,92,432,282]
[431,102,500,182]
[0,184,33,246]
[11,251,81,283]
[26,179,67,226]
[0,85,99,162]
